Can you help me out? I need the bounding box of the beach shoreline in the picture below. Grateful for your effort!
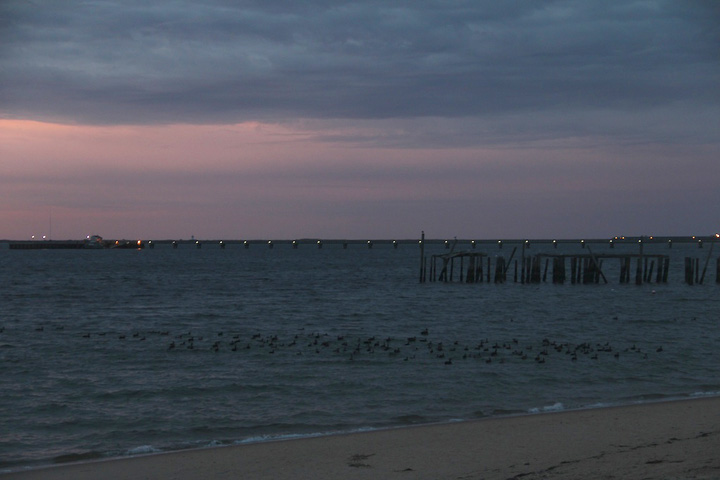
[3,396,719,480]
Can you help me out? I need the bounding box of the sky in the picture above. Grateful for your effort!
[1,0,719,240]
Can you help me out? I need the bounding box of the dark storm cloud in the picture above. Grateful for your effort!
[1,0,718,133]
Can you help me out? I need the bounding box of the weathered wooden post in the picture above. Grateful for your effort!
[419,231,425,283]
[637,237,644,285]
[625,258,631,283]
[466,255,473,283]
[531,256,541,283]
[684,257,694,285]
[699,239,715,284]
[576,257,583,284]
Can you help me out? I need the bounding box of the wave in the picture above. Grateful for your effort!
[527,402,565,414]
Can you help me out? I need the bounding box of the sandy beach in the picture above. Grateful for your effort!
[4,396,719,480]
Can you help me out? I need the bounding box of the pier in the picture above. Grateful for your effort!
[425,251,675,285]
[419,235,719,286]
[4,234,719,285]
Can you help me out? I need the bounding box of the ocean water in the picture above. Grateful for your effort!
[1,240,719,471]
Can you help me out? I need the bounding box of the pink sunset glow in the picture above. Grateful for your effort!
[1,2,718,240]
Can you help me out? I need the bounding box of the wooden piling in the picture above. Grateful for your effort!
[576,257,583,284]
[637,238,644,285]
[625,258,631,283]
[530,257,536,282]
[531,257,541,283]
[419,232,425,283]
[699,240,715,284]
[685,257,694,285]
[494,256,501,283]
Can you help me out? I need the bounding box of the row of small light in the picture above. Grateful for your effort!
[102,234,720,250]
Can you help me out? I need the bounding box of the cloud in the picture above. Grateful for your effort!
[1,0,718,146]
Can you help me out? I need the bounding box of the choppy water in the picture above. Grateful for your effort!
[1,240,719,471]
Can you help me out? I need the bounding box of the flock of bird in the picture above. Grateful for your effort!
[9,325,664,366]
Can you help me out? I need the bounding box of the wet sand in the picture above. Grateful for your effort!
[4,396,720,480]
